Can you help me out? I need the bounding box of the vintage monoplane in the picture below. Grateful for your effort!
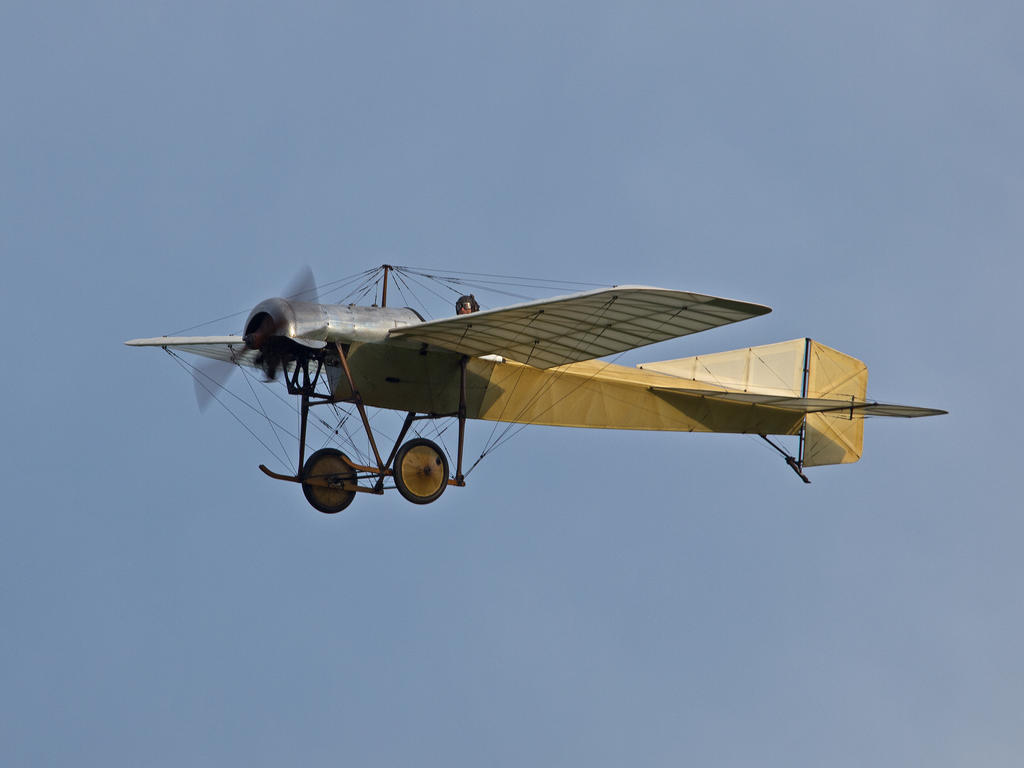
[126,266,944,512]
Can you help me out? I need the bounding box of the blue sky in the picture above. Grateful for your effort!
[2,2,1021,765]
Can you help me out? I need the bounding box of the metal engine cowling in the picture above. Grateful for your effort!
[243,298,423,348]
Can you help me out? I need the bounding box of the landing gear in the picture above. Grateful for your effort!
[393,439,449,505]
[258,344,470,513]
[301,448,357,513]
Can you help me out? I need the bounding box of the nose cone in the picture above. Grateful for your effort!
[242,297,328,348]
[243,297,297,348]
[243,313,276,349]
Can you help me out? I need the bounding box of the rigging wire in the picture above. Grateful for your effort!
[169,351,299,442]
[394,269,440,319]
[389,269,461,307]
[170,268,377,335]
[171,308,251,336]
[318,407,348,451]
[310,267,379,299]
[401,266,609,289]
[353,277,380,305]
[167,351,291,468]
[324,403,370,465]
[235,363,341,450]
[476,297,620,460]
[390,271,433,320]
[476,313,543,452]
[400,266,610,305]
[413,274,536,303]
[412,418,454,468]
[422,274,571,296]
[330,270,382,305]
[464,299,718,475]
[242,361,295,474]
[180,353,357,470]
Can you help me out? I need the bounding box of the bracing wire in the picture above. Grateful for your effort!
[311,267,380,299]
[401,266,609,289]
[169,351,299,441]
[475,296,620,459]
[167,351,292,467]
[464,299,712,475]
[391,270,437,319]
[412,274,536,303]
[354,277,379,305]
[241,361,295,474]
[325,404,370,465]
[389,269,460,306]
[171,308,253,336]
[170,268,377,335]
[315,404,359,455]
[400,266,612,306]
[330,270,382,305]
[235,363,341,449]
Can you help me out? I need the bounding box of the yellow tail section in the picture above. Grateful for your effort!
[637,338,869,466]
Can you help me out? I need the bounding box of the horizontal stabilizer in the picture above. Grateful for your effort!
[856,403,947,418]
[650,387,945,418]
[640,338,945,467]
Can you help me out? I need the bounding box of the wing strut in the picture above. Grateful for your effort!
[759,434,812,484]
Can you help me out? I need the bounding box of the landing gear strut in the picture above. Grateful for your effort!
[258,343,469,513]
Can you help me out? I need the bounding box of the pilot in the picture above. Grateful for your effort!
[456,294,480,315]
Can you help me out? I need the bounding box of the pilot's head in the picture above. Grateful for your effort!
[456,294,480,315]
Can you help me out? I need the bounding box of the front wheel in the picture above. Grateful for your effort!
[393,438,449,505]
[301,448,357,514]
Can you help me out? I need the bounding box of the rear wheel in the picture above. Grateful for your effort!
[301,448,357,513]
[393,438,449,505]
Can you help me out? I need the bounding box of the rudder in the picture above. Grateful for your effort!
[801,340,868,466]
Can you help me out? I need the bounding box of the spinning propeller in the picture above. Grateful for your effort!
[193,266,320,411]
